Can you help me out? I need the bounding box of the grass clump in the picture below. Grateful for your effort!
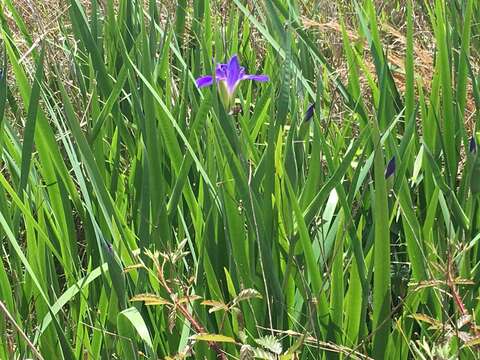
[0,0,480,359]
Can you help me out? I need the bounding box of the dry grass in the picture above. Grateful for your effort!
[301,7,478,134]
[4,0,72,69]
[4,0,479,133]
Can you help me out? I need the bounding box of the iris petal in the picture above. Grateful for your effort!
[226,55,242,94]
[303,103,315,122]
[242,74,269,82]
[385,156,396,179]
[470,137,477,154]
[195,75,214,88]
[215,64,227,79]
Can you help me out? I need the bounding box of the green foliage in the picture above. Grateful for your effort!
[1,0,480,358]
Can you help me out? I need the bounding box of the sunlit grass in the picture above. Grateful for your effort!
[0,0,480,359]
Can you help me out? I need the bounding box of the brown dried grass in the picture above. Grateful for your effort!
[301,14,478,133]
[4,0,479,133]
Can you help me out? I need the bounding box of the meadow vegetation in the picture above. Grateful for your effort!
[1,0,480,359]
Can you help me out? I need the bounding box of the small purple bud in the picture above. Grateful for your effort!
[385,156,396,179]
[304,103,315,122]
[469,137,477,154]
[106,242,113,253]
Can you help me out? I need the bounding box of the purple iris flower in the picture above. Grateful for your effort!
[385,156,396,179]
[195,55,269,107]
[469,136,477,154]
[304,102,315,122]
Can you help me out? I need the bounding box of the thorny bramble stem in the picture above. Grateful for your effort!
[157,257,228,360]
